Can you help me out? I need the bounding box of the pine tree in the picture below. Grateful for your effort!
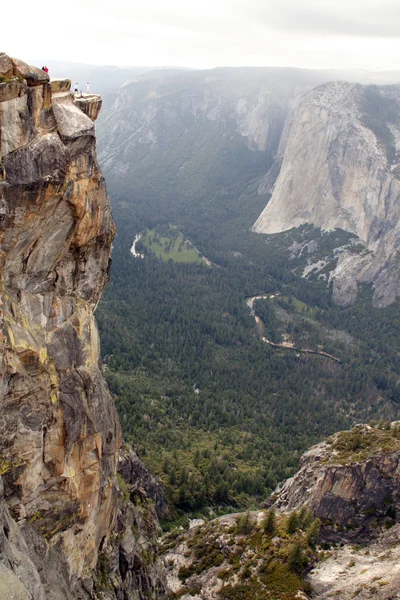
[236,511,255,535]
[298,506,313,529]
[288,542,306,574]
[286,510,300,534]
[262,508,277,535]
[306,518,321,549]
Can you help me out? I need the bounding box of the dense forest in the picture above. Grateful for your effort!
[96,177,400,521]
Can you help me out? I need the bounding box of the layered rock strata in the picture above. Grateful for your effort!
[253,81,400,307]
[0,54,166,599]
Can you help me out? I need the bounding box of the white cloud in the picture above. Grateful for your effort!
[3,0,400,70]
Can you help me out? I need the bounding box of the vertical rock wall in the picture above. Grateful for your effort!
[0,54,166,599]
[253,81,400,307]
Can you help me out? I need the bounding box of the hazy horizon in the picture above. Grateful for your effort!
[4,0,400,73]
[25,59,400,75]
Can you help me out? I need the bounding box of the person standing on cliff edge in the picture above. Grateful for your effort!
[86,82,90,94]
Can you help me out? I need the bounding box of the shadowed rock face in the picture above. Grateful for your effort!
[0,55,166,599]
[118,445,169,519]
[273,424,400,543]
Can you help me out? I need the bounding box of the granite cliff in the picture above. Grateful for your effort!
[253,81,400,307]
[272,422,400,598]
[273,423,400,542]
[0,54,166,599]
[96,67,328,202]
[97,70,400,308]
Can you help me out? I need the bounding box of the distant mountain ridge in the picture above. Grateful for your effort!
[96,66,329,208]
[254,81,400,307]
[97,65,400,306]
[26,60,194,98]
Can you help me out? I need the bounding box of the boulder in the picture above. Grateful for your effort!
[2,133,69,185]
[11,58,49,86]
[50,79,71,94]
[0,53,13,79]
[52,97,95,157]
[52,98,94,140]
[0,80,26,103]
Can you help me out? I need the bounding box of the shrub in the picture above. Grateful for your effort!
[235,511,256,535]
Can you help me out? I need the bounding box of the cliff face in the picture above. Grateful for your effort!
[253,81,400,307]
[273,424,400,542]
[96,67,327,202]
[0,54,166,599]
[272,423,400,599]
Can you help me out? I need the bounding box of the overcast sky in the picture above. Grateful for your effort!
[4,0,400,71]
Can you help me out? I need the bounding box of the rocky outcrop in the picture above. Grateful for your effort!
[0,55,166,599]
[11,58,50,86]
[118,445,169,519]
[161,424,400,599]
[92,451,167,599]
[253,81,400,307]
[74,95,102,122]
[273,423,400,542]
[308,523,400,599]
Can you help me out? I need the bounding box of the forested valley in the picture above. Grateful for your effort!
[95,175,400,524]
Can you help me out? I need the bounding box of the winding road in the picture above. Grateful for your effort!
[246,294,342,364]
